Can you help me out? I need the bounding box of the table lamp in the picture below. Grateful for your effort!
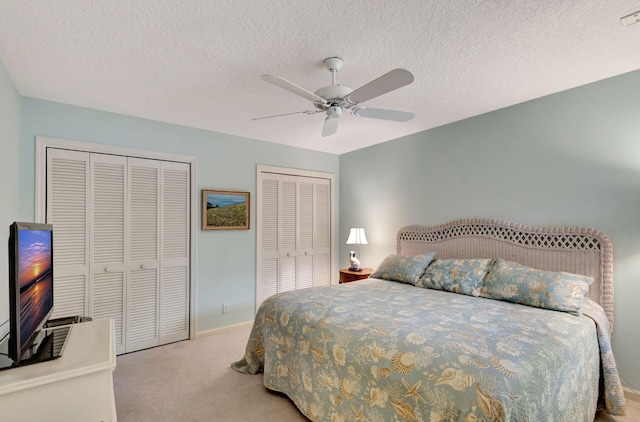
[346,227,367,271]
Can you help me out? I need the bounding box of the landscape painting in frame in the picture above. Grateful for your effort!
[202,190,250,230]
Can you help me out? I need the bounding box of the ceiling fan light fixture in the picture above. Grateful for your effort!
[327,105,342,118]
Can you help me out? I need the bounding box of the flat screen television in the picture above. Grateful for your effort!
[8,221,55,364]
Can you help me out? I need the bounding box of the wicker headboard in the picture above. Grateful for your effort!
[397,219,614,330]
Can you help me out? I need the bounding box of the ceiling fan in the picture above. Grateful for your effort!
[254,57,415,137]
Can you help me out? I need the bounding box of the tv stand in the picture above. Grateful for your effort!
[0,319,116,421]
[45,314,92,328]
[0,326,71,370]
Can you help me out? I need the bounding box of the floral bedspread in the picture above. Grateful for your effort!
[232,279,626,421]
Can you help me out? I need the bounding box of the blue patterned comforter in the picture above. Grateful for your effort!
[232,279,626,421]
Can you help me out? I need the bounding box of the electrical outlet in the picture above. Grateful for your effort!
[222,303,230,314]
[621,10,640,27]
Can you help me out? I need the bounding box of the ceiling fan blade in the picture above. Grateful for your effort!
[252,110,319,121]
[322,115,340,137]
[345,69,414,105]
[352,107,415,122]
[262,74,328,105]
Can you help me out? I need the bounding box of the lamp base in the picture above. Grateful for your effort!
[348,266,362,272]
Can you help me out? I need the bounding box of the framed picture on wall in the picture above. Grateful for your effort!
[202,190,250,230]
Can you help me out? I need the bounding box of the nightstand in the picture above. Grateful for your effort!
[339,268,373,283]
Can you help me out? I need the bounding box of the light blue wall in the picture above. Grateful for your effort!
[17,98,339,333]
[340,69,640,391]
[0,59,21,337]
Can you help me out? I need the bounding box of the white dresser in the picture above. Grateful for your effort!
[0,319,117,422]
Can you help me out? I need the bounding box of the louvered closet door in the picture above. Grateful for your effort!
[90,154,127,354]
[159,161,190,345]
[126,158,160,352]
[257,169,333,311]
[45,146,191,355]
[256,177,279,307]
[297,179,314,289]
[279,176,298,293]
[313,179,331,286]
[47,149,91,319]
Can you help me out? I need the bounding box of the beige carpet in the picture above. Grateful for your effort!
[113,323,307,422]
[113,323,639,422]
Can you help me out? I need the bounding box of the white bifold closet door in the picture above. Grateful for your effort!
[47,149,190,354]
[91,153,127,352]
[256,172,331,309]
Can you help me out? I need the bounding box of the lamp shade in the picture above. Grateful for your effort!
[346,228,368,245]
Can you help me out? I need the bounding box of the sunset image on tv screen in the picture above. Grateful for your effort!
[18,229,53,347]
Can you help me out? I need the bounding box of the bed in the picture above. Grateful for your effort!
[232,219,626,421]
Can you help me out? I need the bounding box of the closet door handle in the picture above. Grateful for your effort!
[104,266,111,273]
[140,264,147,270]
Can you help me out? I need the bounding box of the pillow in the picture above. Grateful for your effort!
[370,253,436,285]
[482,258,593,314]
[417,258,493,297]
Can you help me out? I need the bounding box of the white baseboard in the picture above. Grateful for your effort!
[195,320,253,338]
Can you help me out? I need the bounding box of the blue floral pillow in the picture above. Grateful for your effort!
[417,258,493,297]
[482,258,593,314]
[370,253,436,285]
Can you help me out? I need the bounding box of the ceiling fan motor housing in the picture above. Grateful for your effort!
[314,85,353,104]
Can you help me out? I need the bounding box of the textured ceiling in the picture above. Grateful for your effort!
[1,1,639,154]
